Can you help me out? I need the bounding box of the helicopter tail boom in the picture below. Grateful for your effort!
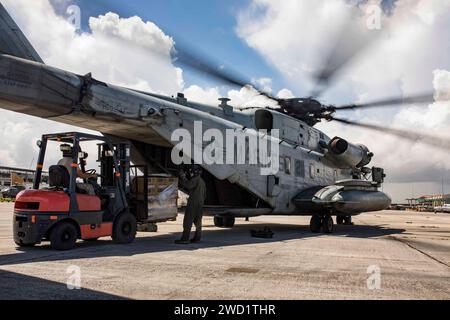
[0,54,81,118]
[0,3,43,63]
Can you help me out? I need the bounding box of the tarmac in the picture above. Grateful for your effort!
[0,202,449,300]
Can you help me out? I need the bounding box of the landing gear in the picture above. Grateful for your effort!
[214,216,224,227]
[344,216,352,225]
[309,215,334,234]
[310,215,322,233]
[214,216,235,228]
[336,215,352,225]
[322,216,334,234]
[224,216,235,228]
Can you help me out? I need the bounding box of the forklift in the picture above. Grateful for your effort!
[13,132,175,250]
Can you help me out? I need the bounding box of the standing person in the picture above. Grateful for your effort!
[175,165,207,244]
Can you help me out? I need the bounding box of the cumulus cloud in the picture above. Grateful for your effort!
[183,85,221,106]
[0,0,282,169]
[252,77,273,93]
[277,88,295,99]
[1,0,449,203]
[237,0,450,97]
[3,0,183,94]
[184,81,291,108]
[0,112,92,169]
[0,0,184,168]
[236,0,450,195]
[381,70,450,176]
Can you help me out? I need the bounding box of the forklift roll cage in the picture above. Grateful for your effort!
[33,132,128,216]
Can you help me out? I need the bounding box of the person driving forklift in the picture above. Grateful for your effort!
[57,144,97,180]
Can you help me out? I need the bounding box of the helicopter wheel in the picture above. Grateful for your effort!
[343,216,353,225]
[214,216,235,228]
[214,216,225,228]
[310,215,322,233]
[322,215,334,234]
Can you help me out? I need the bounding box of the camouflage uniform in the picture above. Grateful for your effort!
[180,174,207,242]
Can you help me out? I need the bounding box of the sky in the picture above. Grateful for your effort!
[1,0,450,202]
[51,0,283,92]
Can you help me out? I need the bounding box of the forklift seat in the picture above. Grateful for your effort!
[49,165,70,189]
[49,165,97,195]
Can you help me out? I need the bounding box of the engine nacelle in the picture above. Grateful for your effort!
[326,137,373,169]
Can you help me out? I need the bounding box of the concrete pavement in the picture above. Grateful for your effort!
[0,203,449,299]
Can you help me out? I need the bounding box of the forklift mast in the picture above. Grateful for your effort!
[98,141,131,194]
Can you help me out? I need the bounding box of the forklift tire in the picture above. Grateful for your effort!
[112,213,137,244]
[50,221,78,251]
[310,215,322,233]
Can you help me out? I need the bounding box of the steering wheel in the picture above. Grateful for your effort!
[84,169,106,181]
[85,169,97,175]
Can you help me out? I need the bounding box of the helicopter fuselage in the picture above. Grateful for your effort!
[0,54,391,218]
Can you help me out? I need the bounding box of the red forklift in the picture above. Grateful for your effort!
[13,132,169,250]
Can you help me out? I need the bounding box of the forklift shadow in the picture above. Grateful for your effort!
[0,269,127,300]
[0,222,405,266]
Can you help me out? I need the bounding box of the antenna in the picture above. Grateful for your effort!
[28,157,35,170]
[26,157,35,187]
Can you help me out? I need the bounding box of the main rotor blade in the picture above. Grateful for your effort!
[87,1,280,102]
[334,92,437,110]
[311,8,382,97]
[330,117,450,150]
[176,49,248,89]
[173,42,278,101]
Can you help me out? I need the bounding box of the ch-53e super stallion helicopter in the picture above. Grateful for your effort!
[0,3,447,234]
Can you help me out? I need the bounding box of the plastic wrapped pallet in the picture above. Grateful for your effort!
[148,178,178,222]
[131,174,179,223]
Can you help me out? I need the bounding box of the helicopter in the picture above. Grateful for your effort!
[0,2,448,234]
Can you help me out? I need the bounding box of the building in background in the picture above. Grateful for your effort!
[405,194,450,211]
[0,166,48,187]
[415,194,450,207]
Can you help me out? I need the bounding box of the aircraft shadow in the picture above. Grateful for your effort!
[0,269,127,300]
[0,221,405,267]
